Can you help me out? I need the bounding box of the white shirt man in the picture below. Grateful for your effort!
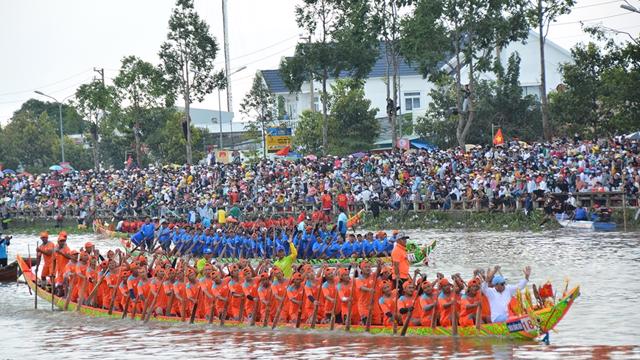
[481,267,530,323]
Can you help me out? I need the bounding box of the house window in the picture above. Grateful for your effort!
[404,92,421,111]
[522,85,540,98]
[313,96,321,112]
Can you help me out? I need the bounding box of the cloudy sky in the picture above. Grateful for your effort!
[0,0,638,124]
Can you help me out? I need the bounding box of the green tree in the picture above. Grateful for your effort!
[417,53,542,147]
[549,40,639,137]
[527,0,576,140]
[145,109,204,164]
[12,98,87,134]
[2,112,56,172]
[240,73,276,158]
[329,79,379,154]
[158,0,225,165]
[74,80,119,170]
[401,0,529,147]
[280,0,378,154]
[114,55,173,167]
[293,79,378,155]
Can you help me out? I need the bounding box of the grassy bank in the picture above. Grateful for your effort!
[359,209,640,232]
[1,219,95,236]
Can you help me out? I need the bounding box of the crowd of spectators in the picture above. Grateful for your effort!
[1,136,639,227]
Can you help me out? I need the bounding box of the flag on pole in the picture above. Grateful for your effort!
[493,128,505,145]
[275,145,291,156]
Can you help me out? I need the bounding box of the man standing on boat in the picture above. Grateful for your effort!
[36,231,55,284]
[481,265,531,322]
[273,233,298,278]
[0,233,10,267]
[391,232,411,293]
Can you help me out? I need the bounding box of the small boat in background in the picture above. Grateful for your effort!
[0,258,36,282]
[555,214,617,231]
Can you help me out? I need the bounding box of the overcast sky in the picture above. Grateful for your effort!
[0,0,638,124]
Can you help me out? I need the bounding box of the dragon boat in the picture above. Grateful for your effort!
[17,255,579,341]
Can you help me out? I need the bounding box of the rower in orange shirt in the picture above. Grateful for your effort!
[355,261,375,325]
[459,279,483,327]
[242,267,258,321]
[211,269,230,320]
[336,268,357,325]
[36,231,55,285]
[54,232,72,295]
[270,267,288,322]
[437,278,457,327]
[184,268,200,319]
[227,265,244,320]
[321,268,338,323]
[198,264,214,319]
[303,266,323,323]
[73,251,90,303]
[162,268,177,316]
[398,281,421,326]
[172,267,187,318]
[257,272,273,322]
[377,280,398,327]
[146,267,166,318]
[286,272,305,323]
[101,259,120,309]
[419,280,438,327]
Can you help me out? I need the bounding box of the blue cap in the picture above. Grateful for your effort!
[203,248,213,255]
[276,246,285,253]
[492,275,506,286]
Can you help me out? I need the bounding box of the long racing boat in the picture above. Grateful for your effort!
[17,255,579,341]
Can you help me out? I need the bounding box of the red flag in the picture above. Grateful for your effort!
[493,128,504,145]
[275,146,290,156]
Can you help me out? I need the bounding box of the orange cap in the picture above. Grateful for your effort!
[467,279,479,288]
[420,280,432,290]
[39,231,49,238]
[439,278,451,287]
[84,241,94,248]
[292,272,303,280]
[403,281,414,290]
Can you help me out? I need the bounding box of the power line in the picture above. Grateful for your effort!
[551,12,633,26]
[0,77,91,105]
[0,69,92,97]
[574,0,621,9]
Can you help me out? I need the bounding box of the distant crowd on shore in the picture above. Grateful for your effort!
[1,136,639,228]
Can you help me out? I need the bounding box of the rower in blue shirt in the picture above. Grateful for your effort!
[140,217,156,250]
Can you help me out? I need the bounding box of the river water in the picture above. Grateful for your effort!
[0,230,639,359]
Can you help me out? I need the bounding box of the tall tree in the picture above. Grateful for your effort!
[527,0,575,140]
[240,73,276,159]
[75,80,119,170]
[114,55,173,167]
[159,0,225,164]
[401,0,529,147]
[12,99,87,134]
[280,0,377,155]
[1,111,56,172]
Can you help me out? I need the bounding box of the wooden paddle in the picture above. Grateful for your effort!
[261,288,273,327]
[63,274,75,311]
[249,291,260,326]
[345,274,357,332]
[451,296,458,336]
[475,301,483,329]
[130,296,139,320]
[271,283,290,330]
[329,283,339,331]
[144,291,159,323]
[365,263,382,332]
[85,269,109,306]
[392,278,400,335]
[219,293,231,326]
[400,293,420,336]
[121,294,131,319]
[309,267,326,329]
[294,284,305,329]
[237,292,246,322]
[26,245,33,296]
[34,246,40,309]
[51,257,56,311]
[189,288,202,324]
[76,276,88,312]
[107,273,125,315]
[165,291,176,317]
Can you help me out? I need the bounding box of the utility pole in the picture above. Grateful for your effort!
[300,35,314,111]
[93,67,105,85]
[222,0,233,113]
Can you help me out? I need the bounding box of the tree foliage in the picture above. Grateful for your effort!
[158,0,225,164]
[401,0,530,147]
[293,79,379,155]
[416,53,541,148]
[240,73,276,157]
[114,55,172,167]
[549,40,640,137]
[12,99,87,134]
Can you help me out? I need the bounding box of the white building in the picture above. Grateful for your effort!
[260,30,572,140]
